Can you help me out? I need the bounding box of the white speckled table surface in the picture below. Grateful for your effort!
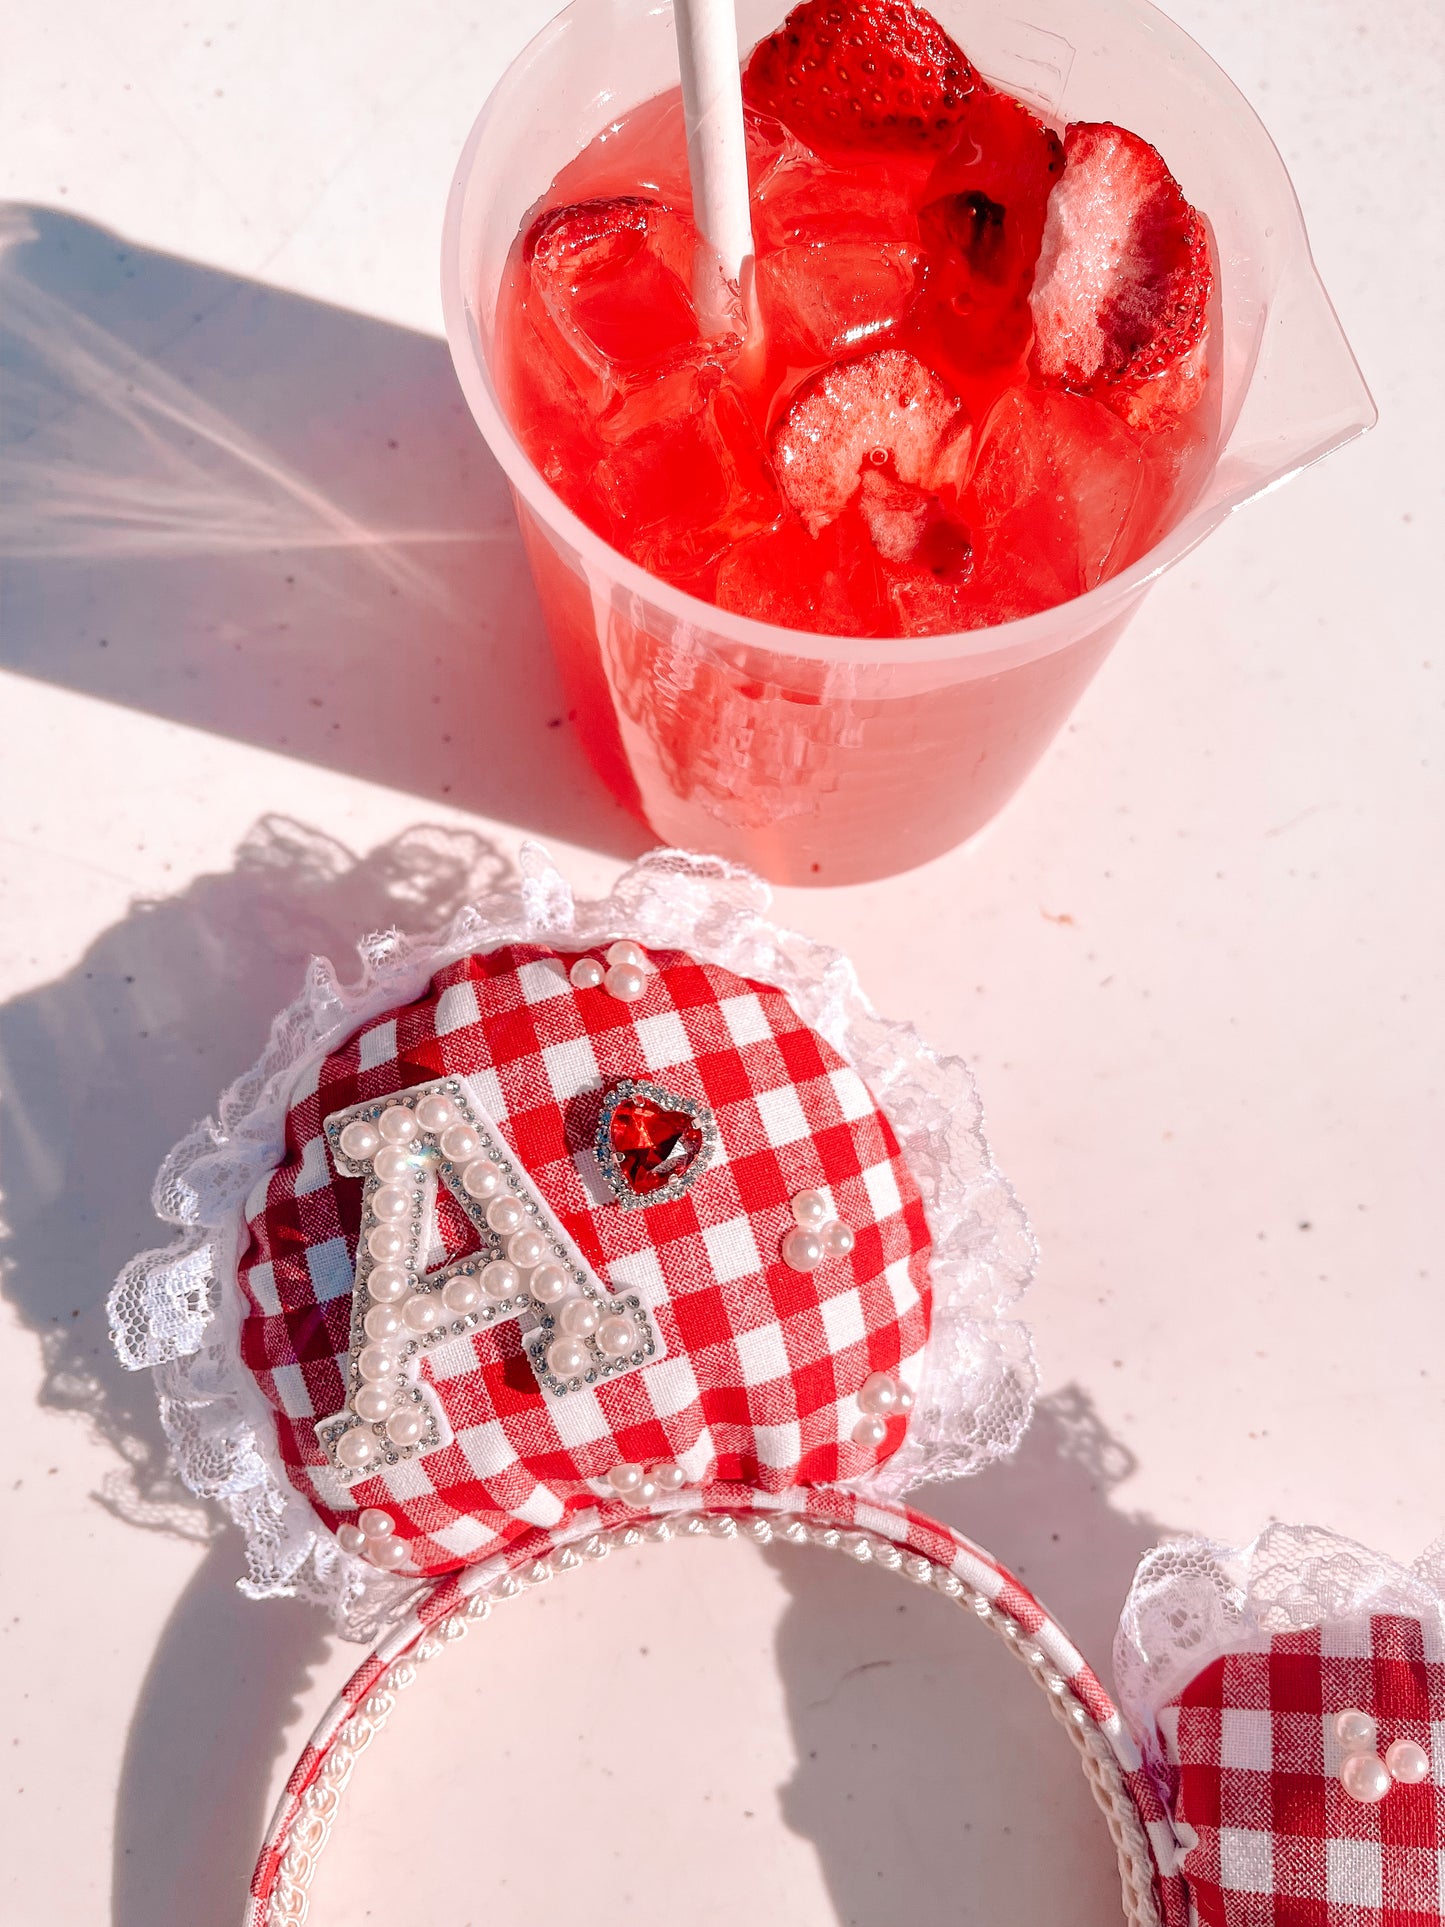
[1,3,1440,1923]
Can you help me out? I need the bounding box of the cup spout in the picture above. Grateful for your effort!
[1211,242,1377,509]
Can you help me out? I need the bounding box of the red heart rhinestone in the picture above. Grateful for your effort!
[609,1094,705,1195]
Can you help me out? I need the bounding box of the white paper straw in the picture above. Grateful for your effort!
[673,0,757,339]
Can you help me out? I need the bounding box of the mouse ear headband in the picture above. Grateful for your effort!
[110,850,1442,1926]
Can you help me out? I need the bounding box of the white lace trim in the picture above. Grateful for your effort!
[1115,1522,1445,1769]
[108,846,1036,1636]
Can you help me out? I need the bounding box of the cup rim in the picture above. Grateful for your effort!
[441,0,1373,672]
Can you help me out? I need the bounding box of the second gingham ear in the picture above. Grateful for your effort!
[1115,1524,1445,1924]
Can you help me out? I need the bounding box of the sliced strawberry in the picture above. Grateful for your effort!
[771,346,971,536]
[856,464,972,571]
[742,0,979,156]
[1029,121,1211,394]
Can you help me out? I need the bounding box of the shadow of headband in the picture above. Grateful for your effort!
[111,850,1445,1926]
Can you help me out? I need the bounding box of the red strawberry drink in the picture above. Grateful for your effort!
[445,0,1369,881]
[498,1,1215,638]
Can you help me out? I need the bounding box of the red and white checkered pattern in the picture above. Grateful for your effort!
[247,1487,1188,1927]
[1164,1614,1445,1924]
[238,942,932,1575]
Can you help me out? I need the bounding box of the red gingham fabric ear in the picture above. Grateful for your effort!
[1115,1526,1445,1927]
[110,849,1037,1634]
[238,940,933,1576]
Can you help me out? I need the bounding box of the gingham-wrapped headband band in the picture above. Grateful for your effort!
[110,851,1445,1926]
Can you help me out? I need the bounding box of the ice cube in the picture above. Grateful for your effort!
[523,196,731,439]
[756,241,921,362]
[752,161,921,253]
[960,386,1143,607]
[595,377,782,581]
[714,506,895,638]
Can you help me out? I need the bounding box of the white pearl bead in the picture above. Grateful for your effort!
[385,1407,424,1447]
[336,1522,368,1556]
[897,1384,915,1412]
[336,1429,377,1470]
[402,1293,443,1334]
[1336,1709,1378,1751]
[357,1343,397,1382]
[369,1534,408,1570]
[481,1259,520,1302]
[486,1196,525,1236]
[852,1414,889,1449]
[1386,1739,1430,1784]
[782,1227,825,1271]
[377,1104,419,1144]
[352,1383,393,1423]
[338,1120,381,1162]
[635,1477,659,1505]
[791,1190,830,1229]
[414,1093,457,1133]
[366,1224,406,1263]
[372,1143,416,1184]
[358,1507,395,1539]
[1341,1752,1392,1804]
[606,940,647,969]
[596,1315,638,1358]
[558,1296,600,1337]
[367,1264,409,1304]
[439,1122,482,1165]
[461,1159,503,1200]
[371,1184,411,1222]
[569,957,605,989]
[608,1463,643,1495]
[604,962,647,1002]
[547,1337,589,1380]
[507,1227,546,1270]
[364,1303,404,1343]
[822,1219,856,1257]
[653,1463,687,1492]
[442,1274,482,1315]
[858,1371,900,1415]
[528,1264,570,1305]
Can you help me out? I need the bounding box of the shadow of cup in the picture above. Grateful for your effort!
[0,204,649,860]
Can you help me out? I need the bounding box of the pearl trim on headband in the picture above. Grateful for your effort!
[255,1512,1166,1927]
[318,1077,663,1482]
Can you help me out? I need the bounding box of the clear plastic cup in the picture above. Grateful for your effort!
[442,0,1374,885]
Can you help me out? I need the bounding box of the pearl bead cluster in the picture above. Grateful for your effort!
[851,1369,914,1448]
[336,1507,407,1571]
[317,1079,660,1479]
[569,939,652,1004]
[598,1460,690,1507]
[1334,1708,1430,1803]
[782,1189,856,1271]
